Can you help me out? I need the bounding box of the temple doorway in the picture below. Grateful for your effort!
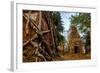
[74,46,80,53]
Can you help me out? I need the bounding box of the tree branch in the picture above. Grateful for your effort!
[23,34,38,46]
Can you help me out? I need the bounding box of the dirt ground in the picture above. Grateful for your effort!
[53,53,91,61]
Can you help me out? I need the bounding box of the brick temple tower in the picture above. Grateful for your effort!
[67,25,84,54]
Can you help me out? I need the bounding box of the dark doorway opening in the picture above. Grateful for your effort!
[74,46,80,53]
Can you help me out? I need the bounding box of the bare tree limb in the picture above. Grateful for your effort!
[30,18,39,30]
[23,34,38,46]
[42,30,50,34]
[30,41,38,48]
[38,11,42,30]
[23,14,28,20]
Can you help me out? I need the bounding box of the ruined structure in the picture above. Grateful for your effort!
[67,25,84,54]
